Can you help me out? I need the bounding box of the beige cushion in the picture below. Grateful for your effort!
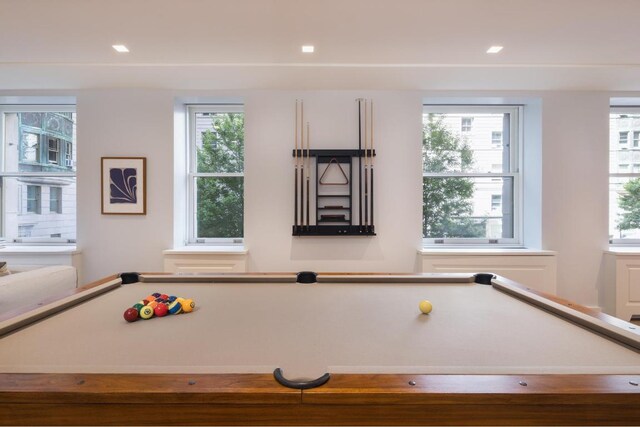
[0,266,77,315]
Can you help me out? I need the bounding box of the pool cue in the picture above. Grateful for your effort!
[369,99,375,229]
[300,100,305,229]
[364,99,369,228]
[357,98,363,230]
[294,100,299,231]
[306,122,311,230]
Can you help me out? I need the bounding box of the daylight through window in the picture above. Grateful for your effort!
[422,106,521,245]
[609,109,640,243]
[188,105,244,243]
[1,106,76,243]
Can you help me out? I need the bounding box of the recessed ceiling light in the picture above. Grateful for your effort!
[486,46,503,54]
[112,45,130,53]
[302,45,314,53]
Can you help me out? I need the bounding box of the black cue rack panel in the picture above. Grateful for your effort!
[292,149,375,236]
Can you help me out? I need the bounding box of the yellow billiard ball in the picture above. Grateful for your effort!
[181,299,195,313]
[139,306,154,319]
[419,300,433,314]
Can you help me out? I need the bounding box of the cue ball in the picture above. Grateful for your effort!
[419,300,433,314]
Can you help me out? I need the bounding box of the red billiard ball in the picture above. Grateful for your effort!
[123,307,139,322]
[154,303,169,317]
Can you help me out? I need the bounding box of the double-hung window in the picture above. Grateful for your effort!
[187,105,244,244]
[48,138,60,164]
[1,105,76,243]
[26,185,41,214]
[609,108,640,243]
[491,131,502,149]
[422,106,521,245]
[461,117,473,133]
[50,186,62,214]
[65,141,73,168]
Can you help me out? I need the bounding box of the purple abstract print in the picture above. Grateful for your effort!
[109,168,137,204]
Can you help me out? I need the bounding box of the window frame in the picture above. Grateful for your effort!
[65,141,73,168]
[48,137,60,164]
[26,185,41,214]
[422,105,523,247]
[491,194,502,211]
[491,131,502,148]
[18,224,33,238]
[461,116,473,132]
[186,104,244,245]
[0,104,76,244]
[49,186,62,214]
[619,131,629,151]
[21,131,40,163]
[609,107,640,245]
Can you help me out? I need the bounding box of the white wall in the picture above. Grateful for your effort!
[244,91,423,272]
[540,92,610,304]
[76,89,174,281]
[67,88,614,308]
[77,90,424,281]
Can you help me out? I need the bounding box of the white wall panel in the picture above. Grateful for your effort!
[602,251,640,321]
[421,252,557,294]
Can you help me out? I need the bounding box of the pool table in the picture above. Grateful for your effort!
[0,271,639,426]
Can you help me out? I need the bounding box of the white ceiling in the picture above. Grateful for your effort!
[1,0,640,90]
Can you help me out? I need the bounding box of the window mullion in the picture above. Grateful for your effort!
[423,173,517,178]
[192,172,244,178]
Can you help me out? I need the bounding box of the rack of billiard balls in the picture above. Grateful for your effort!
[123,293,196,322]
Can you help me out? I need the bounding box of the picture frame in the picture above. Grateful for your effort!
[101,157,147,215]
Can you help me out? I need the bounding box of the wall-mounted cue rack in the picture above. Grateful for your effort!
[292,99,376,236]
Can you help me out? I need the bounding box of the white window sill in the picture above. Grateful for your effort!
[0,245,79,255]
[605,247,640,255]
[163,246,248,255]
[419,248,556,256]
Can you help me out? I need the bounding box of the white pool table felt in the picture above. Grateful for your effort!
[1,280,639,379]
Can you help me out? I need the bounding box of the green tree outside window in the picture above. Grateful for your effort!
[423,115,485,238]
[618,178,640,234]
[196,113,244,238]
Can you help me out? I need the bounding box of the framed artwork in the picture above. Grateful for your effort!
[101,157,146,215]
